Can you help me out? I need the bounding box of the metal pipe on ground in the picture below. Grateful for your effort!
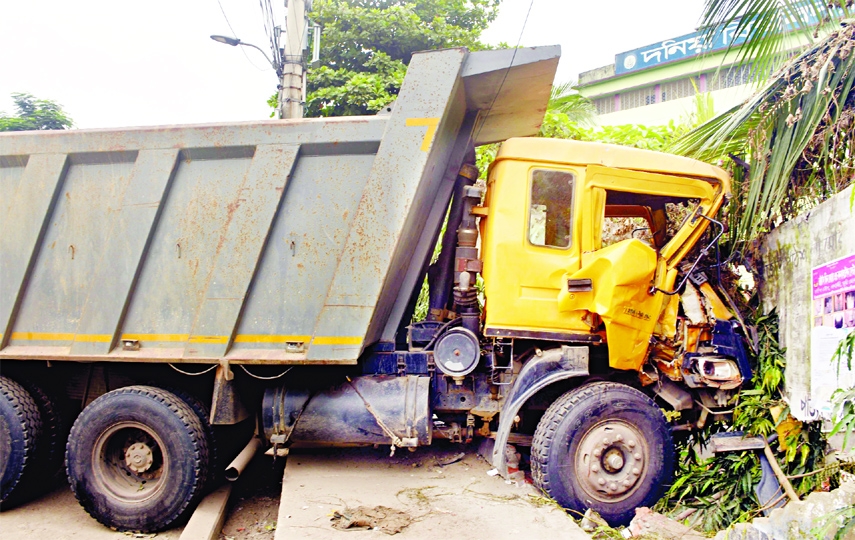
[225,437,263,481]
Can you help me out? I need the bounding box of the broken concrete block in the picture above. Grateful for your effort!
[627,507,707,539]
[580,509,607,533]
[713,523,771,540]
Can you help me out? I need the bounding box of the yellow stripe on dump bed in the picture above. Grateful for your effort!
[312,336,363,345]
[187,335,228,344]
[120,334,189,342]
[9,332,363,347]
[73,334,113,342]
[10,332,77,341]
[234,334,311,343]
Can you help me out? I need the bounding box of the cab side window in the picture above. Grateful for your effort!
[528,169,574,249]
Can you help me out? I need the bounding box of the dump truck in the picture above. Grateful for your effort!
[0,45,750,530]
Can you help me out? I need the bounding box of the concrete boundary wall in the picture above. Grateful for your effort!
[760,186,855,422]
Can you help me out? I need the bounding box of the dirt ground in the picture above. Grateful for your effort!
[0,484,183,539]
[273,444,590,540]
[0,455,282,540]
[0,443,590,540]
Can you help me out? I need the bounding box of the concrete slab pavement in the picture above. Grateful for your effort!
[274,445,590,540]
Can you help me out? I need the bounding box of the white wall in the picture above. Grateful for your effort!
[760,186,855,422]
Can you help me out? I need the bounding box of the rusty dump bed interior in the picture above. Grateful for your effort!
[0,46,560,366]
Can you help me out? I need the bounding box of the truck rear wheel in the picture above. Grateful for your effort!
[531,381,673,526]
[65,386,209,531]
[3,378,71,506]
[160,386,221,491]
[0,376,42,506]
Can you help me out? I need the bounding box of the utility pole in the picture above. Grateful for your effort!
[279,0,310,119]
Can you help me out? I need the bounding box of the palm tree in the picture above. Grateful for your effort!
[546,81,597,127]
[671,1,855,244]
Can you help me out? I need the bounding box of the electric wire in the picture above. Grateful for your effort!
[472,0,536,144]
[259,0,281,67]
[216,0,239,39]
[216,0,268,71]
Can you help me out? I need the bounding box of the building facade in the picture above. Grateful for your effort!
[577,23,808,126]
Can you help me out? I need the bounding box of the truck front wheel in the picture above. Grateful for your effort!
[65,386,209,531]
[531,381,673,526]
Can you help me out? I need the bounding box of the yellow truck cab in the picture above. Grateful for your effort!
[482,138,731,371]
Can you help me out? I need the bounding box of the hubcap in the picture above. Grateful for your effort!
[125,442,154,473]
[91,422,167,503]
[576,421,646,502]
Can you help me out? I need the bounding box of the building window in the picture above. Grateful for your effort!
[593,97,615,115]
[597,62,755,116]
[706,64,755,91]
[620,86,657,110]
[660,76,699,102]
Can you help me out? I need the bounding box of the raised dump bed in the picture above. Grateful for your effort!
[0,46,559,366]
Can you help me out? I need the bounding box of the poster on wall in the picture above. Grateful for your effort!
[810,253,855,420]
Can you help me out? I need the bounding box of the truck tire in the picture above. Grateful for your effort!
[2,378,70,506]
[159,386,220,491]
[531,381,673,526]
[0,376,42,506]
[18,379,67,477]
[65,386,209,532]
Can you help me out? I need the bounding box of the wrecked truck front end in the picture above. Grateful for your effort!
[479,139,753,523]
[482,138,750,396]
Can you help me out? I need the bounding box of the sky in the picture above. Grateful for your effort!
[0,0,706,129]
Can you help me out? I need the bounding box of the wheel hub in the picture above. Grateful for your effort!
[125,442,154,473]
[577,422,645,500]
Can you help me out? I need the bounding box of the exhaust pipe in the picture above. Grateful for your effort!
[224,437,263,482]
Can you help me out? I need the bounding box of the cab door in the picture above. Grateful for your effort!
[481,162,589,337]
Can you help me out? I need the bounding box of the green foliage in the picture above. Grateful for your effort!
[829,330,855,451]
[733,313,785,436]
[475,143,497,179]
[832,328,855,375]
[413,276,431,322]
[540,115,686,152]
[688,83,716,127]
[539,78,721,152]
[820,330,855,538]
[737,314,828,482]
[307,52,407,117]
[660,443,760,532]
[672,16,855,248]
[546,81,596,128]
[293,0,500,117]
[699,0,848,80]
[813,505,855,540]
[655,312,831,533]
[0,93,73,131]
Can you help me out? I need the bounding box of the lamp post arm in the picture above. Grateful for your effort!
[238,42,279,73]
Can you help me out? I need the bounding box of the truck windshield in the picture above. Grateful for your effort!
[600,190,699,250]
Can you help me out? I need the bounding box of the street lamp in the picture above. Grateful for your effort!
[209,35,281,75]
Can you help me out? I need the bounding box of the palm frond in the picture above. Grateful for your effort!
[699,0,846,79]
[547,81,597,127]
[672,21,855,243]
